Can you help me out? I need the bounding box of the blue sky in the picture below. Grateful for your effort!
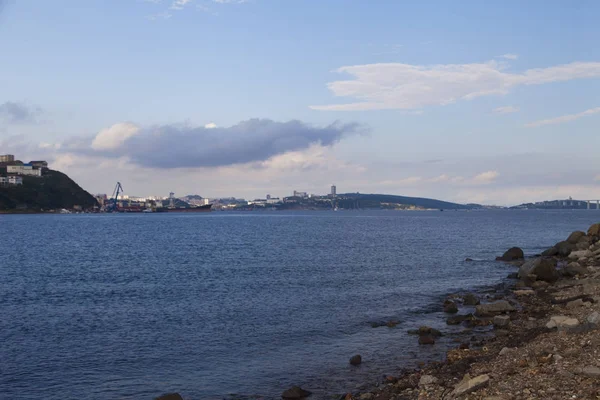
[1,0,599,205]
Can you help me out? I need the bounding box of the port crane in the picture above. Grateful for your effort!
[106,182,123,212]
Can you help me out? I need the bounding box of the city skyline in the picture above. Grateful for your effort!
[1,1,600,205]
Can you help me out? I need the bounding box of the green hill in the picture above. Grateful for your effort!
[339,193,479,210]
[0,169,98,211]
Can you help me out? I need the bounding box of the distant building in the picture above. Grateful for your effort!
[29,161,48,168]
[330,184,337,197]
[266,194,271,200]
[266,197,281,204]
[0,154,15,163]
[7,175,23,185]
[293,190,308,198]
[7,164,42,177]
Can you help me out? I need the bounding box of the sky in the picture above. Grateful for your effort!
[1,0,600,205]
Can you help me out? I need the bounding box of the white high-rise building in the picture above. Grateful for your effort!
[330,184,337,197]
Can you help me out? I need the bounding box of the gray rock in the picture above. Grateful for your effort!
[493,315,510,327]
[576,366,600,377]
[567,231,586,244]
[555,241,575,257]
[282,386,312,399]
[588,222,600,237]
[358,394,373,400]
[463,293,480,305]
[563,262,589,277]
[475,301,515,317]
[587,311,600,325]
[518,257,558,282]
[566,298,584,309]
[419,375,438,387]
[542,247,559,257]
[349,354,362,366]
[553,354,563,362]
[496,247,524,261]
[443,300,458,314]
[499,347,512,356]
[546,315,579,329]
[452,374,490,396]
[569,250,593,260]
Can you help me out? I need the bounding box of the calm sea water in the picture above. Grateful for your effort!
[1,210,599,399]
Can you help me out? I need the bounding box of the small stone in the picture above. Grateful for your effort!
[452,374,490,396]
[282,386,312,399]
[419,335,435,345]
[444,300,459,314]
[463,293,480,305]
[499,347,512,356]
[419,375,438,387]
[359,394,373,400]
[475,301,515,317]
[349,355,362,366]
[546,315,579,329]
[587,311,600,325]
[553,354,563,362]
[581,366,600,378]
[566,298,584,308]
[493,315,510,327]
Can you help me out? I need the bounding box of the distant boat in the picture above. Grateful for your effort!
[59,209,71,214]
[166,204,212,213]
[142,208,153,213]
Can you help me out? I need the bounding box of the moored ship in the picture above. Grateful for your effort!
[165,204,212,212]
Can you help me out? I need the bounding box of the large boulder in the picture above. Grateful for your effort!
[541,247,559,257]
[282,386,312,399]
[462,293,480,306]
[588,223,600,237]
[443,300,458,313]
[475,301,515,317]
[496,247,524,261]
[567,231,586,244]
[555,241,575,257]
[518,257,558,282]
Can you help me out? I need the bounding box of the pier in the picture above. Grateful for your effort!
[585,200,600,209]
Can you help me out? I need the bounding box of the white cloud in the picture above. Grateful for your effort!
[204,122,218,129]
[429,174,449,183]
[146,12,172,20]
[170,0,191,10]
[379,176,422,186]
[213,0,247,3]
[500,54,518,60]
[472,170,499,185]
[91,122,141,150]
[525,106,600,127]
[494,105,519,114]
[311,60,600,111]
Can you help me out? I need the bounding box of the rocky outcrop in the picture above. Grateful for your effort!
[562,262,588,277]
[475,301,515,317]
[282,386,312,399]
[496,247,524,261]
[518,257,559,283]
[541,247,559,256]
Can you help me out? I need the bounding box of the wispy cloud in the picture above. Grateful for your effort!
[525,106,600,127]
[472,170,499,185]
[212,0,247,3]
[170,0,191,10]
[0,102,42,123]
[494,105,519,114]
[146,11,172,20]
[499,54,518,60]
[311,60,600,111]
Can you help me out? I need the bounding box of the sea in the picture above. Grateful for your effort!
[1,210,599,400]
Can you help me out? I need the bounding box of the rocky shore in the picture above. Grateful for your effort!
[317,221,600,400]
[157,222,600,400]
